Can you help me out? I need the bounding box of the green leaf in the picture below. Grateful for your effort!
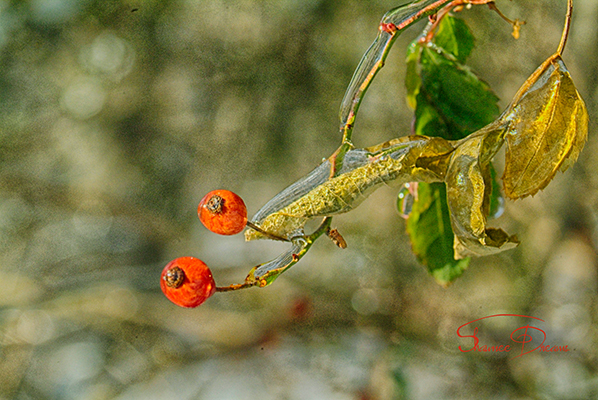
[406,182,470,286]
[402,15,501,284]
[413,92,449,137]
[418,46,500,138]
[434,15,475,63]
[405,43,422,109]
[405,15,476,112]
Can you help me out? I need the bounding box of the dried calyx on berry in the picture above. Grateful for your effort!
[163,266,185,288]
[205,194,224,213]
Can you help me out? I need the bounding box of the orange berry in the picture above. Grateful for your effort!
[198,189,248,235]
[160,257,216,308]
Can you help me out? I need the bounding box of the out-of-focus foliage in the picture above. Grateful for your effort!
[0,0,597,399]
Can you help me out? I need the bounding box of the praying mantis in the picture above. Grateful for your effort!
[216,0,588,291]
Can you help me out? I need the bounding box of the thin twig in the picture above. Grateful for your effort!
[556,0,573,56]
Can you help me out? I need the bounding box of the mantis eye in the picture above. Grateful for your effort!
[198,190,248,235]
[160,257,216,308]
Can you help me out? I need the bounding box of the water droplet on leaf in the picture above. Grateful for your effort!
[489,192,505,219]
[397,182,418,219]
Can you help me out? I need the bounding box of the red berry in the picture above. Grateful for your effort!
[198,189,247,235]
[160,257,216,308]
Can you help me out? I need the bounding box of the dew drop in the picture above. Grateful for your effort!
[397,182,418,219]
[489,192,505,219]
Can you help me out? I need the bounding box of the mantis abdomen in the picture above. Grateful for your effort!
[245,136,453,240]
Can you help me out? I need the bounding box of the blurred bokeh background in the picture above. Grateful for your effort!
[1,0,597,399]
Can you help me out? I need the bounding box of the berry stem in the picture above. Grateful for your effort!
[215,281,259,292]
[215,217,334,292]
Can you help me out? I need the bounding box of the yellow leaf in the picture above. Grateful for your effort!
[501,55,588,199]
[446,124,519,258]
